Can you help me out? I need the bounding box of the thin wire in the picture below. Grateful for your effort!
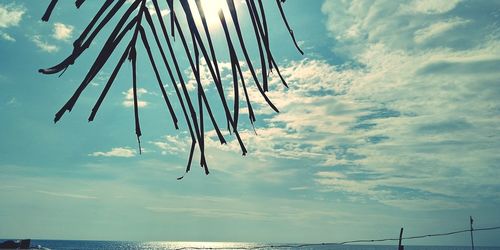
[172,226,500,250]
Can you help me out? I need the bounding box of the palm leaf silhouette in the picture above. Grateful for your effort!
[40,0,302,178]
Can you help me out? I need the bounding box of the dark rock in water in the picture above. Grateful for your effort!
[0,239,31,249]
[0,240,17,249]
[20,239,31,249]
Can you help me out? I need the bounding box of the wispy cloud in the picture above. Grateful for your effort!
[144,194,347,223]
[89,147,136,158]
[289,186,309,191]
[122,88,149,108]
[184,58,234,91]
[31,35,58,53]
[293,0,500,209]
[90,71,110,87]
[37,190,97,200]
[145,206,267,220]
[0,30,15,41]
[52,22,74,41]
[399,0,462,14]
[414,18,470,44]
[150,135,189,155]
[321,0,498,54]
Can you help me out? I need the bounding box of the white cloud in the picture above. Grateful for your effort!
[52,22,74,41]
[143,0,500,211]
[0,3,24,42]
[150,135,189,155]
[184,58,234,91]
[400,0,462,14]
[291,0,500,209]
[168,45,500,208]
[414,18,470,44]
[89,147,136,158]
[0,30,15,41]
[0,3,24,28]
[90,71,109,87]
[31,35,59,53]
[146,2,170,17]
[289,186,309,191]
[181,0,500,210]
[122,88,149,108]
[321,0,499,54]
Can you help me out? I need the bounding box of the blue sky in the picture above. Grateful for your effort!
[1,0,500,246]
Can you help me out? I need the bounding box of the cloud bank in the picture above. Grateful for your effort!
[153,0,500,211]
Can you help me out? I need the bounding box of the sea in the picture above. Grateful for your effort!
[17,240,500,250]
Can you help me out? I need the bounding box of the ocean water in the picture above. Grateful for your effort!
[22,240,500,250]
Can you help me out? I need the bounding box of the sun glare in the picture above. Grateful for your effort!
[192,0,241,28]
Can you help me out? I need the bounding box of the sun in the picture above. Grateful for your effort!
[194,0,241,28]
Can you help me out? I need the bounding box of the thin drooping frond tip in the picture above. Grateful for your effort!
[225,0,280,114]
[150,0,208,176]
[40,0,302,178]
[276,0,304,55]
[137,136,142,155]
[88,44,131,123]
[245,0,268,92]
[174,1,234,150]
[247,0,290,91]
[138,24,180,130]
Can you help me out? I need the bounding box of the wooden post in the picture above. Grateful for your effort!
[398,227,404,250]
[470,216,475,250]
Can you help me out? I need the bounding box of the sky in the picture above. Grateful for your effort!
[1,0,500,246]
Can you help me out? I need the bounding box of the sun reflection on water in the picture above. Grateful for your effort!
[140,241,267,250]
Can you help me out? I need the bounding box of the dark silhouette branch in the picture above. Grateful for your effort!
[75,0,85,9]
[276,0,304,55]
[40,0,303,178]
[41,0,58,22]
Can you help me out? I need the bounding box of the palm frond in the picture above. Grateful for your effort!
[40,0,302,178]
